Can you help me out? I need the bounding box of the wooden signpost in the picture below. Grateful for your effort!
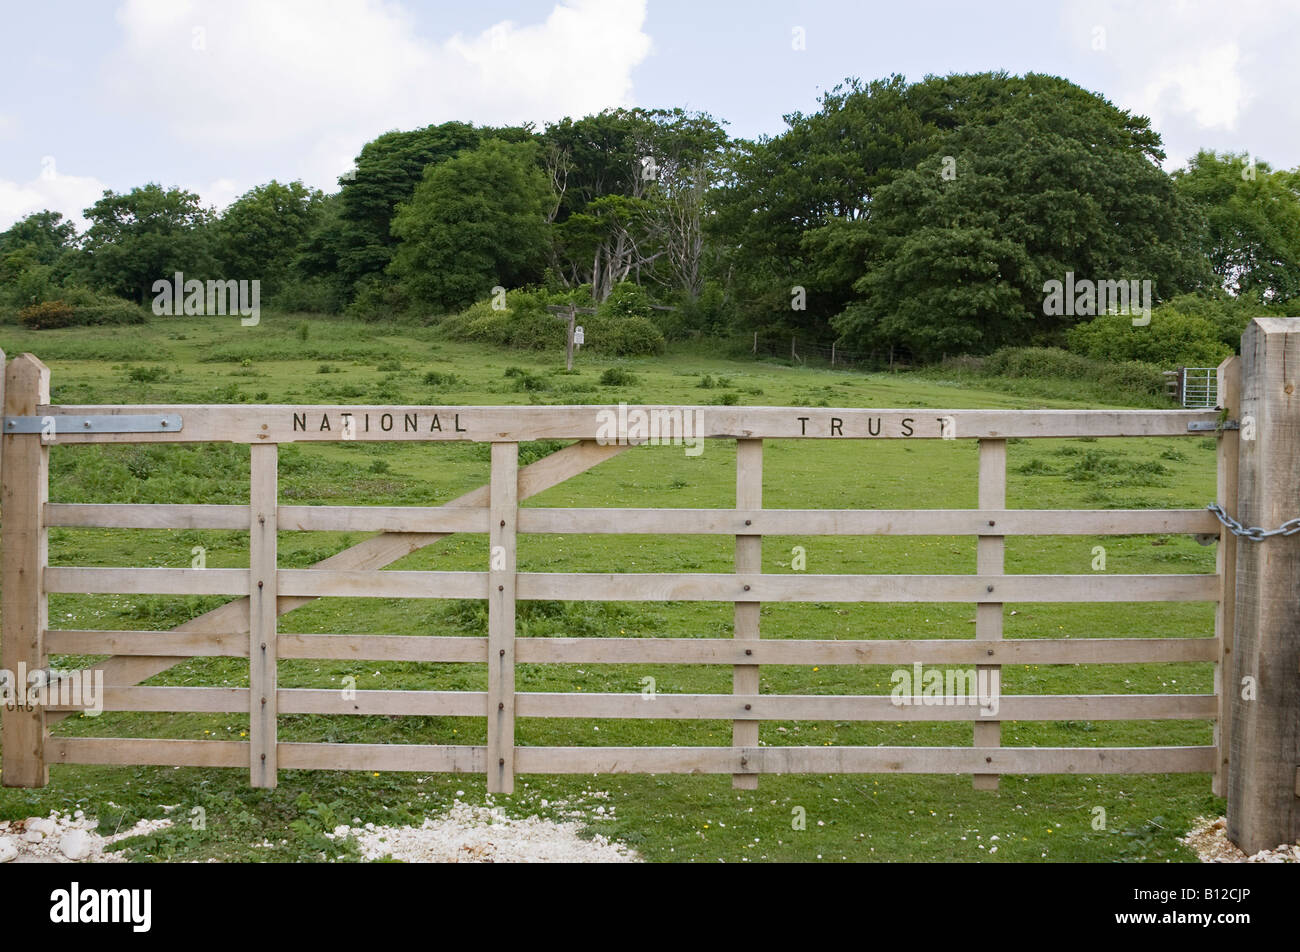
[546,304,597,371]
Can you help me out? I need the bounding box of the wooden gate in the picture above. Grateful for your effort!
[3,325,1293,855]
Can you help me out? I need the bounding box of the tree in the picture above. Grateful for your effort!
[710,75,936,334]
[1173,151,1300,303]
[388,140,552,311]
[81,184,215,303]
[216,180,323,295]
[543,108,727,301]
[331,121,534,297]
[0,210,80,305]
[830,73,1209,359]
[0,210,77,265]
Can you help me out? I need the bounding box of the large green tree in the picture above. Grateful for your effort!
[216,180,323,295]
[543,108,727,300]
[81,184,215,303]
[323,122,535,297]
[827,73,1209,358]
[0,210,77,264]
[388,140,552,311]
[1173,151,1300,303]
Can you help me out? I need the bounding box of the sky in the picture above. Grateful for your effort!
[1,0,1296,231]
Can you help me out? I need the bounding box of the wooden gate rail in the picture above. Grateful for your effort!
[2,352,1233,798]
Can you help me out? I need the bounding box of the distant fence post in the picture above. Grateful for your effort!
[1227,318,1300,853]
[1,353,51,787]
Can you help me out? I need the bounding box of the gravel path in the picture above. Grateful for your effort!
[330,799,640,863]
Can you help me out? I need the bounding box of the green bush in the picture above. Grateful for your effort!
[438,287,664,356]
[17,289,145,329]
[1066,310,1233,367]
[981,347,1168,395]
[18,299,76,328]
[599,367,637,386]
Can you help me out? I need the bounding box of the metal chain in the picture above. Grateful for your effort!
[1206,503,1300,541]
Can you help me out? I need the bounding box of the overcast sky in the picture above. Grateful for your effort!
[1,0,1295,231]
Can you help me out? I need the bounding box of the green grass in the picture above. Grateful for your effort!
[0,312,1222,862]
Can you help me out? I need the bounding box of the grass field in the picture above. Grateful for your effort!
[0,313,1224,862]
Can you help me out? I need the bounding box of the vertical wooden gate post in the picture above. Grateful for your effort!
[1228,318,1300,853]
[2,354,51,787]
[974,438,1006,790]
[488,442,519,793]
[733,439,762,788]
[249,443,278,788]
[1212,356,1241,797]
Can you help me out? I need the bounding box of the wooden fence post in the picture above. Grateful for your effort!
[249,443,278,788]
[2,354,51,787]
[733,439,762,788]
[974,438,1006,790]
[1212,356,1241,797]
[1227,318,1300,853]
[488,442,519,793]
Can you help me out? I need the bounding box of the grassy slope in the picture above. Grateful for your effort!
[0,314,1222,862]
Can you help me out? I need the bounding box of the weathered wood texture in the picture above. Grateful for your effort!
[1,355,49,786]
[1227,319,1300,853]
[33,404,1219,443]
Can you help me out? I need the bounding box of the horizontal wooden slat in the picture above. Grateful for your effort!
[278,689,485,716]
[43,631,1215,665]
[48,737,248,768]
[45,687,246,713]
[514,693,1214,721]
[47,738,1214,775]
[277,570,488,599]
[278,634,487,662]
[45,503,249,529]
[278,506,490,533]
[40,502,1219,536]
[48,738,485,772]
[46,685,1214,722]
[515,637,1219,665]
[45,567,249,595]
[513,745,1217,775]
[44,687,485,716]
[47,629,249,657]
[514,573,1219,603]
[35,404,1219,444]
[518,508,1220,536]
[44,568,1216,602]
[277,743,486,773]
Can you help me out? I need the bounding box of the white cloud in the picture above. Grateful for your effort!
[1140,43,1247,132]
[105,0,651,192]
[1061,0,1299,169]
[0,166,109,234]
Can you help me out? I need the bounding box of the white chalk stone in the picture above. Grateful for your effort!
[0,838,16,863]
[59,829,91,860]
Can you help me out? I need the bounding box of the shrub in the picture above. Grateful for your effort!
[17,290,145,329]
[599,367,637,386]
[1067,310,1232,367]
[983,347,1168,395]
[422,370,461,386]
[437,287,664,356]
[18,299,75,329]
